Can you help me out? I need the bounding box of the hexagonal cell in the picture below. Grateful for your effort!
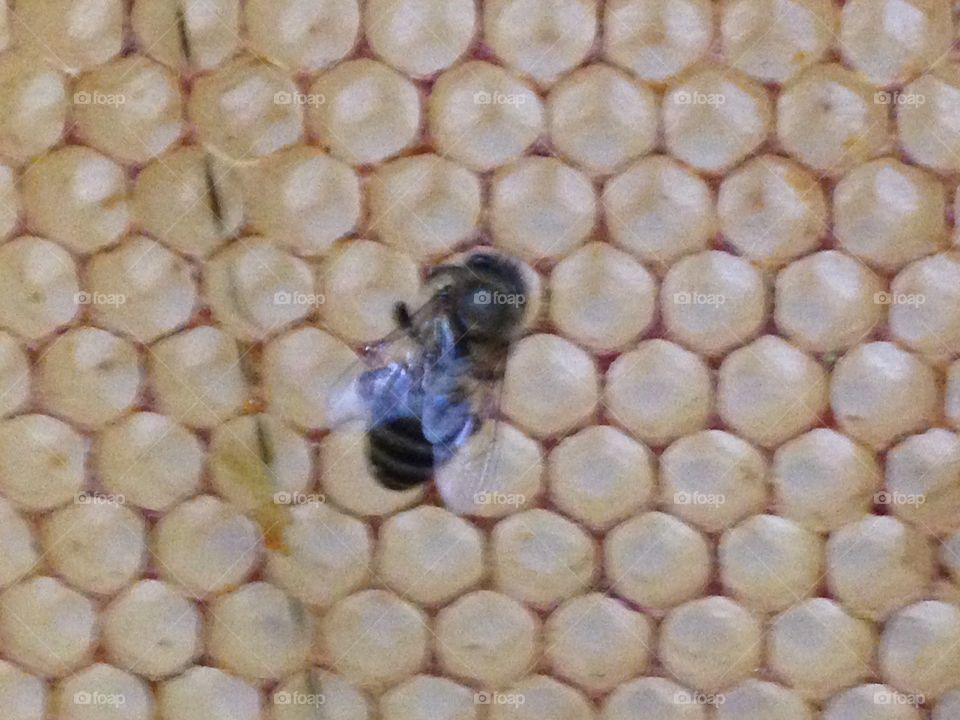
[72,56,183,164]
[717,155,827,265]
[270,669,371,720]
[502,334,599,438]
[268,502,373,607]
[154,495,262,599]
[885,429,960,534]
[0,53,67,164]
[720,514,823,614]
[660,430,768,533]
[377,506,482,606]
[889,253,960,359]
[721,0,836,83]
[85,236,197,343]
[369,153,480,260]
[307,59,421,166]
[663,68,772,174]
[603,155,716,269]
[881,601,960,700]
[827,515,934,620]
[0,414,87,512]
[491,509,596,608]
[485,0,596,86]
[604,676,709,720]
[605,512,712,610]
[769,598,876,700]
[547,63,658,175]
[148,326,249,429]
[320,589,428,689]
[833,158,947,272]
[97,412,204,512]
[774,250,884,353]
[545,592,652,693]
[0,577,97,678]
[15,0,123,72]
[380,675,476,720]
[823,684,923,720]
[548,425,655,530]
[204,237,317,340]
[436,590,539,688]
[242,145,361,256]
[42,501,146,597]
[661,250,767,357]
[102,580,202,680]
[208,582,312,682]
[0,237,78,341]
[132,0,240,71]
[365,0,470,77]
[841,0,951,87]
[773,428,881,532]
[22,146,129,254]
[134,147,244,258]
[490,157,596,261]
[37,327,142,429]
[716,680,814,720]
[777,63,889,176]
[717,336,828,448]
[318,239,421,346]
[0,660,46,720]
[603,0,713,83]
[188,55,303,159]
[830,342,939,450]
[428,61,544,172]
[56,663,153,720]
[604,340,713,447]
[157,666,261,720]
[659,597,763,692]
[549,243,656,352]
[489,675,593,720]
[248,0,359,73]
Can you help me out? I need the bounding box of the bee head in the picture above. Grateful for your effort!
[454,253,528,341]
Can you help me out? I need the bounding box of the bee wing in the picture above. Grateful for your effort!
[326,296,442,428]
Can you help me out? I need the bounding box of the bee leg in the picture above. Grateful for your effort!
[393,301,413,330]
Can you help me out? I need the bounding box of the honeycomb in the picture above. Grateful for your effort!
[0,1,959,719]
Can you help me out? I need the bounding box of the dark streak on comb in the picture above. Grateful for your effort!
[203,155,225,231]
[254,415,274,470]
[175,5,192,64]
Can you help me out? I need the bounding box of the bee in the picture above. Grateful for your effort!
[333,251,529,491]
